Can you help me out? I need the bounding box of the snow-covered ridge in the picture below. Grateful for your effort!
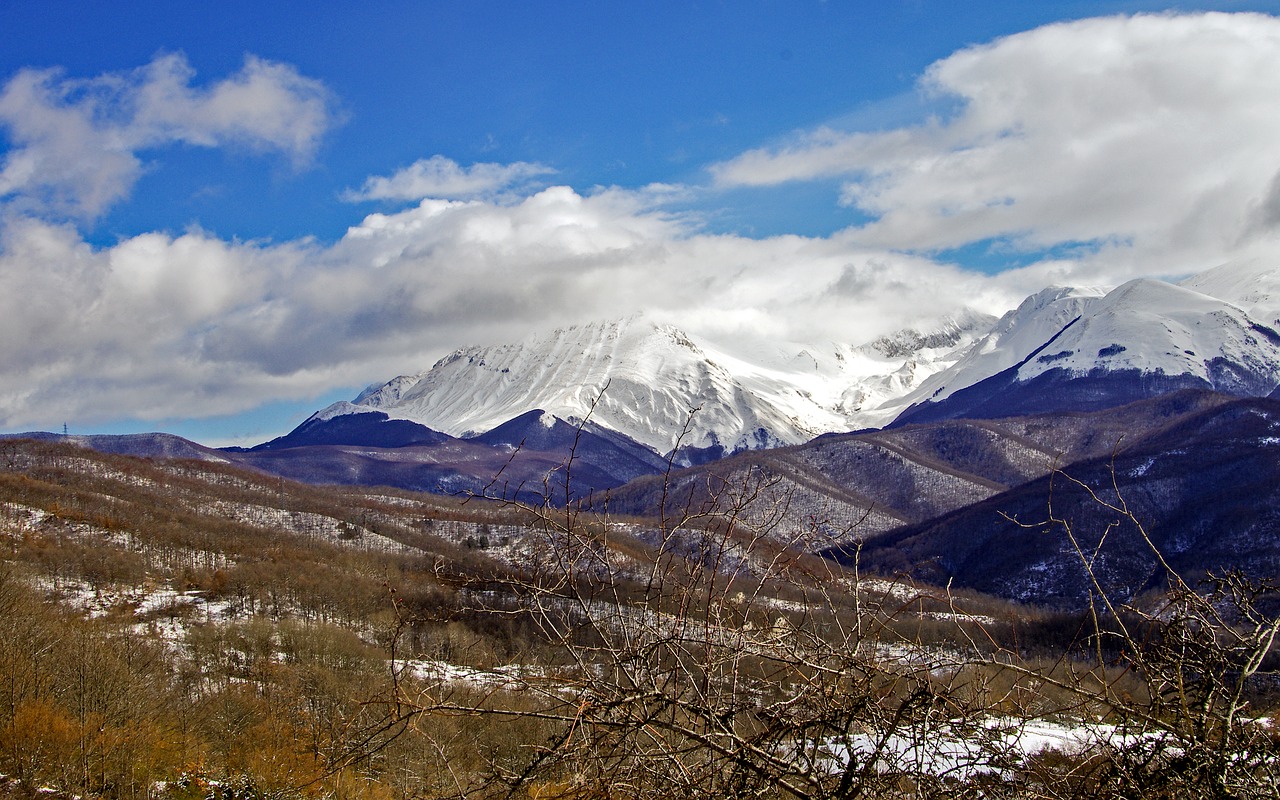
[894,274,1280,413]
[308,400,381,423]
[306,261,1280,453]
[1179,258,1280,328]
[864,307,999,359]
[896,285,1108,406]
[1015,278,1280,385]
[313,314,991,454]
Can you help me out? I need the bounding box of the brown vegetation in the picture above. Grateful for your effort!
[0,436,1274,798]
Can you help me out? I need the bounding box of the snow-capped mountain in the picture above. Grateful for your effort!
[288,260,1280,457]
[889,285,1108,410]
[894,274,1280,424]
[307,314,992,457]
[1015,278,1280,390]
[1178,258,1280,328]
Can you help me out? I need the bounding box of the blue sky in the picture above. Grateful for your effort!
[3,1,1280,444]
[1,1,1041,242]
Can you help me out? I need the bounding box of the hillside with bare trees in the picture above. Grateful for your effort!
[0,436,1274,798]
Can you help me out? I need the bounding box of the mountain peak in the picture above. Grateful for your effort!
[865,308,997,359]
[294,267,1280,460]
[335,317,742,453]
[1178,258,1280,327]
[314,311,988,457]
[893,274,1280,424]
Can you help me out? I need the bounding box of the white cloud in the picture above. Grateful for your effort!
[131,54,333,164]
[343,155,556,202]
[712,12,1280,277]
[0,187,1020,430]
[0,53,334,218]
[11,14,1280,432]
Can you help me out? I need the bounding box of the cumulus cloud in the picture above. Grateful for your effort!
[712,12,1280,276]
[0,53,334,218]
[0,186,1018,429]
[343,155,556,202]
[10,14,1280,431]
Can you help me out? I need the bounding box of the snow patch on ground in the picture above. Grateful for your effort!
[201,500,410,553]
[818,717,1166,779]
[32,577,238,627]
[399,658,555,691]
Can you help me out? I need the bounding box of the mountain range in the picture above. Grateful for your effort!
[843,392,1280,607]
[303,310,997,458]
[9,259,1280,608]
[284,260,1280,465]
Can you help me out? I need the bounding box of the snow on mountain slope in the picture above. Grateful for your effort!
[288,261,1280,457]
[295,261,1280,455]
[316,314,991,455]
[893,275,1280,423]
[347,318,784,454]
[1178,258,1280,328]
[1015,278,1280,389]
[892,285,1108,409]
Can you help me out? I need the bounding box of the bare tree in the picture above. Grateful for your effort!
[1004,467,1280,799]
[366,420,1280,799]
